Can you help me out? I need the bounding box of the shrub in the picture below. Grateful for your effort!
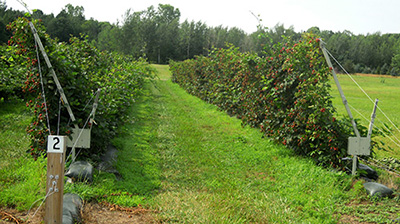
[0,44,25,100]
[7,17,155,158]
[170,33,349,167]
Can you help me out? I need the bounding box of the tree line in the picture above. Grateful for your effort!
[2,1,400,75]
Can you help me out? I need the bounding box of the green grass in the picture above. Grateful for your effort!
[3,67,400,223]
[64,82,163,207]
[0,99,47,210]
[0,99,31,163]
[141,66,400,223]
[135,65,354,223]
[330,74,400,158]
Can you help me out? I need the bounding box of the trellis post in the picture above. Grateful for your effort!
[320,41,361,175]
[45,135,66,223]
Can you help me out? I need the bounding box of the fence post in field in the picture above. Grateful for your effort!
[45,135,66,224]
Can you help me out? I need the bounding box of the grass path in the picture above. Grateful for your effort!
[113,65,362,223]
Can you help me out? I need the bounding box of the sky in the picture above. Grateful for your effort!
[4,0,400,35]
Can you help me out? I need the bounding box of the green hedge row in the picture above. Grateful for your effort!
[0,38,25,100]
[7,17,156,158]
[170,33,350,167]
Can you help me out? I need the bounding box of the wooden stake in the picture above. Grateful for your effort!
[45,136,66,224]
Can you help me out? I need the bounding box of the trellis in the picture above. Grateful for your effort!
[28,21,100,162]
[320,40,378,175]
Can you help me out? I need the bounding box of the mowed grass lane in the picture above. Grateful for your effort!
[119,64,358,223]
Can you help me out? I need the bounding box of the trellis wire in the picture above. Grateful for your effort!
[359,157,400,177]
[64,91,97,166]
[348,104,400,149]
[26,185,56,221]
[325,48,400,148]
[34,35,51,135]
[66,91,95,127]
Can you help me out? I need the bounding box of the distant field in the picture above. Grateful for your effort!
[329,73,400,158]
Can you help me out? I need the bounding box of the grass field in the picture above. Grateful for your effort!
[330,74,400,159]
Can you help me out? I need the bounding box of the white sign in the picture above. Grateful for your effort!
[348,137,371,156]
[66,128,91,148]
[47,135,66,153]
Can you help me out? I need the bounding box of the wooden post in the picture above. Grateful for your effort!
[45,136,66,224]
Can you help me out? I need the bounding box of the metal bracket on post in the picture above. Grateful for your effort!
[346,99,378,171]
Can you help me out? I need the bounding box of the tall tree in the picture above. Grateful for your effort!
[96,22,120,52]
[226,27,246,49]
[208,25,229,49]
[155,4,181,63]
[140,6,158,61]
[47,4,85,42]
[120,9,144,56]
[390,40,400,76]
[179,20,208,60]
[82,18,101,42]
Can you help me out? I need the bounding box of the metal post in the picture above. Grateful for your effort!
[367,99,379,139]
[28,22,79,130]
[320,41,361,175]
[320,41,360,138]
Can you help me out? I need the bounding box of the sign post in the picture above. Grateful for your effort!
[45,135,66,224]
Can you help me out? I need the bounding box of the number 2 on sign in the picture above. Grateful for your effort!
[47,135,65,153]
[52,137,60,150]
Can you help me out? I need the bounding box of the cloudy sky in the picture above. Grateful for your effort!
[5,0,400,35]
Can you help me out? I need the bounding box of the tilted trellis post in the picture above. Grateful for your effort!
[320,40,377,175]
[28,22,79,130]
[28,21,99,162]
